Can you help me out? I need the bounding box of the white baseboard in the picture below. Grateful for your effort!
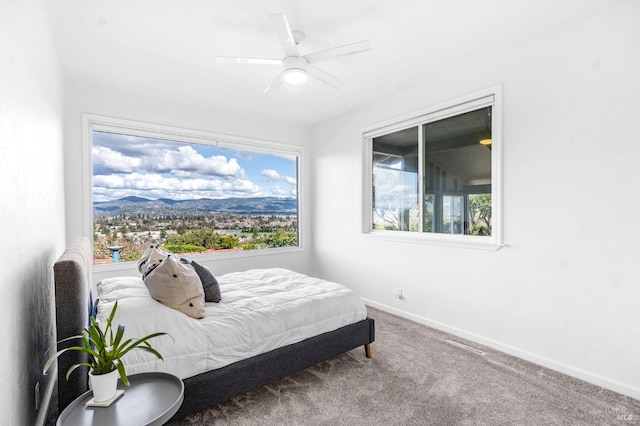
[363,298,640,401]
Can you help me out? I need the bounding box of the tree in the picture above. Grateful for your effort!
[468,194,492,235]
[166,228,217,248]
[215,233,239,249]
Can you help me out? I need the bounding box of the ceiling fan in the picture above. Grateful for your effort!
[214,14,371,92]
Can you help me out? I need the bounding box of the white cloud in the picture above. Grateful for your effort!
[270,185,297,197]
[261,169,281,180]
[92,136,297,200]
[262,170,296,187]
[92,146,142,173]
[93,172,262,200]
[142,146,244,178]
[231,179,261,193]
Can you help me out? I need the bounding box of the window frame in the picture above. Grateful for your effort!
[82,113,305,271]
[361,86,503,250]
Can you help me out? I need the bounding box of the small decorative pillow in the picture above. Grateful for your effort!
[191,261,221,303]
[137,244,172,277]
[140,247,205,319]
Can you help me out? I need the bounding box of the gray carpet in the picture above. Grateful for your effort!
[167,307,639,425]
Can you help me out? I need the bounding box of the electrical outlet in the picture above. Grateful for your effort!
[34,382,40,411]
[394,288,403,299]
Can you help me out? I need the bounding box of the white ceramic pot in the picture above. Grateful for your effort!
[89,369,119,402]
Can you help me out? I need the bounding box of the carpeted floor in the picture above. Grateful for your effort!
[166,307,639,425]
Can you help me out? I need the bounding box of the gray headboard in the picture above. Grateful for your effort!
[53,237,93,411]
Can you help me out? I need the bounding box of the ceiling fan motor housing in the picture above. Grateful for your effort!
[282,56,309,84]
[282,56,308,72]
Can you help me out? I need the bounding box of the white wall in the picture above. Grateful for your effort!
[310,2,640,399]
[63,80,313,284]
[0,0,65,424]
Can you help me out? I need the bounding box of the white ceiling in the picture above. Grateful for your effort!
[44,0,628,127]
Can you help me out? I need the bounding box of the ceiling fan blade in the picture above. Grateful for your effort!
[307,65,345,89]
[214,57,281,65]
[304,40,371,64]
[264,72,284,93]
[268,13,300,57]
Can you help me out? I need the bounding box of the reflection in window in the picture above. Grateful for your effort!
[369,102,494,237]
[424,106,492,236]
[372,127,418,231]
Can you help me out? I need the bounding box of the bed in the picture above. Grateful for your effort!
[53,237,375,420]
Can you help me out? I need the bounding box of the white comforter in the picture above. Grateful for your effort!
[96,268,367,379]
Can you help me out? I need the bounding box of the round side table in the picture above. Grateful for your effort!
[57,372,184,426]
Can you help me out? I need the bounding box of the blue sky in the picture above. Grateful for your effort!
[92,131,297,202]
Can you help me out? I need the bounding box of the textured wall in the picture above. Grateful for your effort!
[0,0,65,424]
[310,2,640,400]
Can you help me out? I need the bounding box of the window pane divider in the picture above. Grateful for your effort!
[417,124,425,233]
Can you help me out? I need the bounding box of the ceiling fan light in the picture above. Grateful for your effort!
[283,68,308,84]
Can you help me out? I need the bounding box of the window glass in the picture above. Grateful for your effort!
[372,127,419,231]
[366,91,498,247]
[423,106,492,236]
[92,130,299,264]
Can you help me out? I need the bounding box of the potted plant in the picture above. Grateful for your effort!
[44,301,169,402]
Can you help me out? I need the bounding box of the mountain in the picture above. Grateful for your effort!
[121,196,149,203]
[94,196,297,216]
[158,198,182,205]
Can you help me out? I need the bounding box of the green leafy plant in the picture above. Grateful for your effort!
[43,301,169,386]
[162,244,207,254]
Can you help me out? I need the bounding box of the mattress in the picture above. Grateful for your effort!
[96,268,367,379]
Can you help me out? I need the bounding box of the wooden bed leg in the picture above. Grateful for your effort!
[364,343,372,358]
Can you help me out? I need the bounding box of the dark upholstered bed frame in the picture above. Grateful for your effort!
[53,238,375,420]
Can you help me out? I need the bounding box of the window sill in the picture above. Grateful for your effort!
[362,231,504,251]
[93,245,305,272]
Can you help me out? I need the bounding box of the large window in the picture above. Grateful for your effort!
[84,115,301,264]
[363,88,502,249]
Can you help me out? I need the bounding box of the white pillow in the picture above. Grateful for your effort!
[138,244,171,276]
[140,247,205,319]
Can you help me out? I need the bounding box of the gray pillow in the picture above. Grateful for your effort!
[191,261,221,303]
